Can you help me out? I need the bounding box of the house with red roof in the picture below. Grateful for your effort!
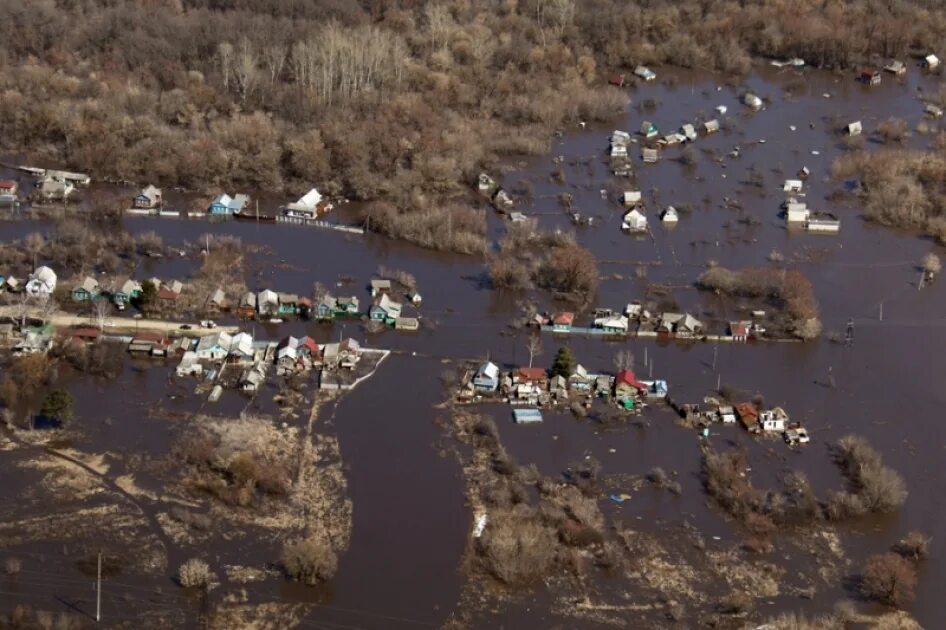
[515,367,548,385]
[552,312,574,332]
[614,369,647,402]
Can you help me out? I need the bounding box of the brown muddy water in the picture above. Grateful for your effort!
[1,61,946,627]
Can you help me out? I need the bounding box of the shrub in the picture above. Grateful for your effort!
[718,590,753,614]
[477,508,556,586]
[860,552,917,608]
[281,535,338,585]
[178,558,213,589]
[894,531,931,560]
[832,435,907,514]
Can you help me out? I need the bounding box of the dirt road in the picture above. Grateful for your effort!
[0,306,240,336]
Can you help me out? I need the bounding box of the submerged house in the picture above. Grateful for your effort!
[36,177,74,201]
[703,119,720,134]
[26,266,57,297]
[595,314,629,334]
[473,361,500,392]
[845,120,863,136]
[257,289,279,317]
[551,312,574,332]
[284,188,331,218]
[735,402,760,431]
[860,68,881,85]
[923,54,940,70]
[614,370,647,405]
[884,60,906,75]
[641,147,659,163]
[208,193,249,215]
[134,185,162,209]
[370,293,402,322]
[194,332,233,361]
[238,292,257,318]
[759,408,789,432]
[623,208,648,232]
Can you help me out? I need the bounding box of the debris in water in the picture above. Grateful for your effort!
[811,150,820,155]
[609,494,633,504]
[789,125,796,131]
[822,92,831,98]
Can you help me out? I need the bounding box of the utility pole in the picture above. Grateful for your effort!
[712,345,718,370]
[643,346,647,368]
[96,551,102,623]
[879,302,883,321]
[716,372,721,392]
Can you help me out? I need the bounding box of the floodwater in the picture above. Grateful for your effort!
[1,60,946,627]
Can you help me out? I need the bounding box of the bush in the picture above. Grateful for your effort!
[178,558,213,589]
[718,590,753,614]
[477,508,556,586]
[832,435,907,514]
[281,535,338,585]
[894,531,931,560]
[860,552,917,608]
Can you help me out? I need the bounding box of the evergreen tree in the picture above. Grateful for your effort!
[550,346,574,378]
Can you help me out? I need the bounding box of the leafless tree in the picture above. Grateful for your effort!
[526,335,542,368]
[263,43,288,85]
[613,349,635,372]
[16,291,30,328]
[38,295,57,326]
[233,38,260,103]
[94,299,111,331]
[218,42,234,90]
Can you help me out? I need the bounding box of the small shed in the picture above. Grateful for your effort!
[623,190,642,206]
[844,120,863,136]
[640,121,658,138]
[680,124,697,141]
[884,60,906,75]
[622,208,648,232]
[786,202,810,223]
[925,104,943,118]
[513,409,544,424]
[783,179,803,193]
[703,119,720,134]
[608,74,626,87]
[923,54,940,69]
[634,65,656,81]
[642,147,659,163]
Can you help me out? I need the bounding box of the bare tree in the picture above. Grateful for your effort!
[922,252,941,280]
[24,232,45,271]
[526,335,542,368]
[38,295,57,326]
[218,42,234,90]
[94,299,111,331]
[613,349,635,372]
[233,38,260,103]
[263,43,288,86]
[16,291,30,328]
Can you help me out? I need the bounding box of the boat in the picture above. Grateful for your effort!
[234,209,277,222]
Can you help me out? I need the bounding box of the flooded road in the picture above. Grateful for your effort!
[1,60,945,626]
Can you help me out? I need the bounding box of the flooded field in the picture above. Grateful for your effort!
[1,61,945,627]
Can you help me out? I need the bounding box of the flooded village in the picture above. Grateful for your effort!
[3,3,946,629]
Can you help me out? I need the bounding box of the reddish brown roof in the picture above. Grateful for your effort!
[735,402,759,423]
[552,312,575,325]
[157,287,180,300]
[0,180,17,190]
[70,327,101,340]
[301,337,320,355]
[615,370,646,390]
[730,322,749,337]
[517,367,547,382]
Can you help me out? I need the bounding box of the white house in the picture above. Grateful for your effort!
[786,202,810,223]
[623,191,642,206]
[26,266,57,297]
[594,314,629,333]
[759,408,788,432]
[257,289,279,316]
[229,332,255,362]
[681,124,697,141]
[622,208,648,232]
[176,351,203,377]
[284,188,328,218]
[783,179,803,193]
